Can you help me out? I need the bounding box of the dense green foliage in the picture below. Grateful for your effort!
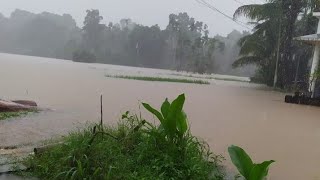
[77,10,223,73]
[23,95,224,179]
[228,145,274,180]
[233,0,319,88]
[72,50,97,63]
[105,75,210,84]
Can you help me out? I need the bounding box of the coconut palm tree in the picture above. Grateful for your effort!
[233,1,281,85]
[233,0,320,88]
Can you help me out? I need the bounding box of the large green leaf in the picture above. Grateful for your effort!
[176,111,188,136]
[142,103,164,124]
[161,98,170,119]
[228,145,254,179]
[249,160,275,180]
[167,94,185,136]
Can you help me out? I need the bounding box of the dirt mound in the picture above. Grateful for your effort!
[0,100,37,112]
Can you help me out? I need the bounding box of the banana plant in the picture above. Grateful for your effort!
[142,94,188,142]
[228,145,275,180]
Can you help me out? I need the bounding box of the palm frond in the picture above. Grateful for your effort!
[238,32,268,55]
[232,56,262,68]
[233,3,280,21]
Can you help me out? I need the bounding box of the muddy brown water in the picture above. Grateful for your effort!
[1,53,320,179]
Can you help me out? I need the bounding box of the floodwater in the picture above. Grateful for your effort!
[1,53,320,179]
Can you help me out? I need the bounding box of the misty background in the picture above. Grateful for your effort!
[0,0,259,76]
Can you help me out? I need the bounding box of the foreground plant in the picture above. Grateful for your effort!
[142,93,188,143]
[228,145,275,180]
[22,94,224,179]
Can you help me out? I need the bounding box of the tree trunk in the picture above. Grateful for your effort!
[278,0,302,88]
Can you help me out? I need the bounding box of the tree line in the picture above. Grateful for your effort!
[0,9,254,76]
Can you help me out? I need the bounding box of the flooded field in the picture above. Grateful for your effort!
[1,53,320,179]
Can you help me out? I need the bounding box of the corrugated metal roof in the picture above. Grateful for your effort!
[294,34,320,44]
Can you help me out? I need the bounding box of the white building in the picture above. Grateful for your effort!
[295,12,320,97]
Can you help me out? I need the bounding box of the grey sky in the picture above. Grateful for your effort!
[1,0,262,36]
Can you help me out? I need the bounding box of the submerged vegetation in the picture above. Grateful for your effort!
[22,94,224,179]
[169,73,249,82]
[0,111,34,120]
[105,75,210,84]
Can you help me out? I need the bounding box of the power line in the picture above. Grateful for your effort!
[233,0,245,5]
[201,0,250,26]
[233,0,264,6]
[195,0,252,30]
[198,0,246,25]
[255,0,265,3]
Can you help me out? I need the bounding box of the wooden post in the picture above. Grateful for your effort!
[100,94,103,126]
[273,17,282,89]
[34,142,64,155]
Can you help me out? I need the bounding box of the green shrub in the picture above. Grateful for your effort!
[72,50,96,63]
[22,95,224,179]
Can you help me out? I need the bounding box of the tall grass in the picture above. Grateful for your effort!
[22,96,224,179]
[105,75,210,84]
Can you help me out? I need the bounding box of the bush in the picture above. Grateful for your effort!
[72,50,96,63]
[22,95,224,179]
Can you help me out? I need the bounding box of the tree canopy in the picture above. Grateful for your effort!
[233,0,320,88]
[0,9,253,76]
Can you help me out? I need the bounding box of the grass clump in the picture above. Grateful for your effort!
[0,111,34,120]
[22,95,224,179]
[105,75,210,84]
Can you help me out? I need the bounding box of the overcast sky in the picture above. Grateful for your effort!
[1,0,262,36]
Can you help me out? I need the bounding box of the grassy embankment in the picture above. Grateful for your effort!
[169,73,250,83]
[21,94,224,179]
[105,75,210,84]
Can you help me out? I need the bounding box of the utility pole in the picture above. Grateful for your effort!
[293,54,299,88]
[273,4,282,89]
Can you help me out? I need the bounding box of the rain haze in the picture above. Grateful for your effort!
[1,0,320,180]
[0,0,261,35]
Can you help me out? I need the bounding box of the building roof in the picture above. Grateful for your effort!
[294,34,320,44]
[313,12,320,18]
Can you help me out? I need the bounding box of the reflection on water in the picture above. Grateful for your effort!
[0,174,35,180]
[1,53,320,179]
